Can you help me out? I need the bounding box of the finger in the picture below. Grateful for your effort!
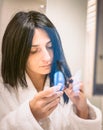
[64,88,73,97]
[45,97,60,111]
[68,88,85,98]
[46,103,58,117]
[38,85,62,99]
[48,102,58,113]
[65,82,84,96]
[64,86,80,98]
[69,83,73,89]
[78,91,86,99]
[79,82,84,92]
[43,91,63,105]
[64,83,73,93]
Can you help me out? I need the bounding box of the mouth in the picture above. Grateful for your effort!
[41,64,51,68]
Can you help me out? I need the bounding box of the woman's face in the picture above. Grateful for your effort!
[26,28,53,75]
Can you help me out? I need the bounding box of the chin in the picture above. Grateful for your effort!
[41,69,51,75]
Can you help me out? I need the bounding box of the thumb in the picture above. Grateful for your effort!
[38,85,61,98]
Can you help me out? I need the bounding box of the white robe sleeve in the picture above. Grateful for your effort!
[0,100,44,130]
[67,101,102,130]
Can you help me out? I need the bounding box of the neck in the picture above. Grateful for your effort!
[27,71,46,92]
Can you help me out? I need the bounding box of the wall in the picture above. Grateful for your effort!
[0,0,45,45]
[0,0,87,81]
[46,0,87,78]
[46,1,103,128]
[0,0,46,69]
[0,0,103,128]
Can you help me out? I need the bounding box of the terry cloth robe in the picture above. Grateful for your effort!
[0,74,102,130]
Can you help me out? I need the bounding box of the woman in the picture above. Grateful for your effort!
[0,11,102,130]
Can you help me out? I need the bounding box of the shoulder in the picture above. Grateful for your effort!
[0,76,14,95]
[0,76,5,93]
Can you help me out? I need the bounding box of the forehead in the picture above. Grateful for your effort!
[32,28,50,46]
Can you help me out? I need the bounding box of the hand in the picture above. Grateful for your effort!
[64,82,89,119]
[29,86,63,121]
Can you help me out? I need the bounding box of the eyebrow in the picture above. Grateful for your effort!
[32,40,52,47]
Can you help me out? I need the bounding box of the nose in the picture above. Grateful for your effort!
[41,48,51,63]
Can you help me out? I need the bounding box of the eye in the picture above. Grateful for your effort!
[30,50,37,54]
[47,42,53,49]
[30,48,40,54]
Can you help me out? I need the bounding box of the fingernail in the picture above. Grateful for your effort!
[54,83,62,92]
[56,91,63,96]
[69,79,73,84]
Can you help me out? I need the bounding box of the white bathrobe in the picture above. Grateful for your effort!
[0,74,102,130]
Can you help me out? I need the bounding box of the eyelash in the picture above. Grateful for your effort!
[30,50,38,54]
[30,45,53,54]
[47,46,53,49]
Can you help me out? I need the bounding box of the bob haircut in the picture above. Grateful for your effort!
[1,11,71,103]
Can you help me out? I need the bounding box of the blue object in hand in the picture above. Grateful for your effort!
[54,71,65,91]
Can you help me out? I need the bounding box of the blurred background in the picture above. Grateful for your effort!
[0,0,103,128]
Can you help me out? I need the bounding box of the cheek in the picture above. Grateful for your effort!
[49,50,54,60]
[26,56,38,69]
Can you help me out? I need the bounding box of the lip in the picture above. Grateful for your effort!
[41,64,51,67]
